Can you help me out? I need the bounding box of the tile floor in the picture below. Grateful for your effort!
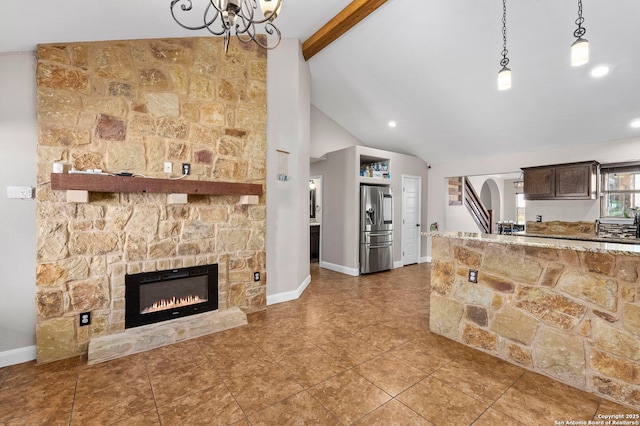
[1,263,638,425]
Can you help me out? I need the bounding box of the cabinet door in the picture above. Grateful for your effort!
[310,226,320,260]
[555,164,594,199]
[523,168,555,200]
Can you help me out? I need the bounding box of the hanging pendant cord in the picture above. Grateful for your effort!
[574,0,586,39]
[500,0,509,68]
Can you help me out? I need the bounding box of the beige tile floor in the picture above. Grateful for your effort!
[1,263,638,425]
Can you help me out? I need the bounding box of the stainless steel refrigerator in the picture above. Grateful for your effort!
[360,185,393,274]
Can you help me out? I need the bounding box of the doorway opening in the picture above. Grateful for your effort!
[310,176,322,263]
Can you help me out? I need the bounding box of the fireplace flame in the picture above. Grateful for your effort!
[141,294,206,314]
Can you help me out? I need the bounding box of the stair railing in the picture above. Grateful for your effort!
[463,177,493,234]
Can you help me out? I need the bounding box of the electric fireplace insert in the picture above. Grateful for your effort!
[125,264,218,329]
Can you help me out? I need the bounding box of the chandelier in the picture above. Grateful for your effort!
[513,172,524,189]
[170,0,283,53]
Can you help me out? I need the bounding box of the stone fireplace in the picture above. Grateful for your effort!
[35,37,267,363]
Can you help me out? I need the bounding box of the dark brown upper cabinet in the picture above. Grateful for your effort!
[522,161,598,200]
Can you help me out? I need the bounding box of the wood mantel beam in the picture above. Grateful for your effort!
[302,0,389,61]
[50,173,263,196]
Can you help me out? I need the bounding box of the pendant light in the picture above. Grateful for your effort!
[498,0,511,91]
[513,173,524,189]
[571,0,589,66]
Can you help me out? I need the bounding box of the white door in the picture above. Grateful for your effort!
[402,175,421,265]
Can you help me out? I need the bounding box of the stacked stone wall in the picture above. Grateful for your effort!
[431,235,640,409]
[35,37,267,363]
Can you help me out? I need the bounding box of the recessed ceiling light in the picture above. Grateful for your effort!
[388,121,397,128]
[631,118,640,129]
[591,65,610,78]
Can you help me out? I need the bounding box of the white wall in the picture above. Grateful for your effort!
[266,39,312,304]
[310,105,363,160]
[428,137,640,256]
[503,178,522,222]
[524,199,600,223]
[0,53,38,365]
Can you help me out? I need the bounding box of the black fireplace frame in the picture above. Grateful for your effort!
[125,264,218,329]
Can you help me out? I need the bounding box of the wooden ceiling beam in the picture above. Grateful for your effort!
[302,0,389,61]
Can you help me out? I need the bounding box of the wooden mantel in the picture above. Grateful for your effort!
[51,173,263,198]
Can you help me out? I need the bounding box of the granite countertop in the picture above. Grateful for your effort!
[423,231,640,256]
[512,231,640,245]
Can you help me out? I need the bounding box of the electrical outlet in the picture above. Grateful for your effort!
[182,163,191,175]
[164,162,173,174]
[468,269,478,283]
[254,272,261,282]
[79,312,91,326]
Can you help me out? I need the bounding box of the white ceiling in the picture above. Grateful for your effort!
[2,0,640,165]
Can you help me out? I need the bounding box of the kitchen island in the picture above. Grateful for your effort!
[428,231,640,410]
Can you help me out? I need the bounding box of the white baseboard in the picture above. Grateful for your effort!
[319,261,359,277]
[393,260,404,269]
[0,345,36,368]
[420,256,432,263]
[267,274,312,306]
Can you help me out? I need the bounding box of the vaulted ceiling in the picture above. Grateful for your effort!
[3,0,640,164]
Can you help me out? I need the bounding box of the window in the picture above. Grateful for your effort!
[600,162,640,218]
[516,193,525,223]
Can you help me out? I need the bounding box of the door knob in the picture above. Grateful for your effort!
[416,224,420,227]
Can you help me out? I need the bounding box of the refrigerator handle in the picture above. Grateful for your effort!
[369,244,392,249]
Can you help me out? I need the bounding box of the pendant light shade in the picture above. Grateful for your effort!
[259,0,282,20]
[498,67,512,91]
[571,38,589,67]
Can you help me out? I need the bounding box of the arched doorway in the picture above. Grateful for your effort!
[480,179,501,229]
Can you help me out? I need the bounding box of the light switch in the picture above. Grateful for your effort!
[6,186,34,199]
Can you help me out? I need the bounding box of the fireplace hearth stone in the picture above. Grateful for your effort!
[87,307,247,364]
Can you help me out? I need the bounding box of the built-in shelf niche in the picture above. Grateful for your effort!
[359,154,391,183]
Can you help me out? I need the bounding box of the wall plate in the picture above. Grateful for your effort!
[79,312,91,326]
[6,186,33,199]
